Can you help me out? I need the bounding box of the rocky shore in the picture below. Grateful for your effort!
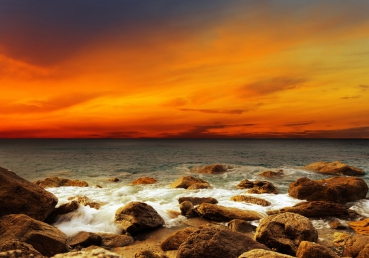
[1,161,369,258]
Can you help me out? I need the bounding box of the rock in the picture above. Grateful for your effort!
[288,176,368,203]
[236,179,278,194]
[67,196,104,209]
[179,201,194,217]
[0,241,44,257]
[296,241,339,258]
[34,177,89,188]
[96,232,134,248]
[342,234,369,258]
[333,232,351,247]
[114,201,164,235]
[267,201,350,218]
[349,218,369,235]
[255,212,318,256]
[170,176,210,189]
[187,182,212,189]
[160,227,197,251]
[0,214,68,257]
[228,219,256,234]
[129,177,157,185]
[304,161,365,176]
[52,247,123,257]
[178,197,218,205]
[329,220,347,230]
[0,167,58,221]
[177,227,269,258]
[259,170,284,177]
[68,231,102,248]
[190,164,232,174]
[231,195,271,206]
[194,203,263,222]
[46,201,79,223]
[238,249,295,258]
[108,177,120,182]
[134,250,168,258]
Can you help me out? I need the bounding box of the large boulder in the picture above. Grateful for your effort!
[296,241,339,258]
[178,197,218,205]
[288,176,368,203]
[237,179,278,194]
[170,176,210,189]
[34,177,88,188]
[238,249,294,258]
[304,161,365,176]
[0,167,58,221]
[0,241,44,257]
[0,214,68,257]
[190,164,232,174]
[342,234,369,258]
[231,195,271,206]
[194,203,263,222]
[177,227,269,258]
[160,227,197,251]
[254,212,318,256]
[129,177,157,185]
[114,201,164,235]
[349,218,369,235]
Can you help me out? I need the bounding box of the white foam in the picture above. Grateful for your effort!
[349,199,369,217]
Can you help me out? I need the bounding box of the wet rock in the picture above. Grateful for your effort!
[0,167,58,221]
[96,232,134,248]
[67,196,105,210]
[170,176,210,189]
[333,232,351,247]
[231,195,271,206]
[46,201,79,223]
[68,231,102,248]
[34,177,89,188]
[177,227,269,258]
[304,161,365,176]
[114,201,164,235]
[160,227,197,251]
[190,164,232,174]
[108,177,120,182]
[255,212,318,256]
[259,170,284,177]
[178,197,218,205]
[228,219,256,234]
[296,241,339,258]
[238,249,295,258]
[134,250,168,258]
[52,247,123,257]
[0,241,44,258]
[187,182,212,189]
[342,234,369,258]
[349,218,369,235]
[329,220,347,230]
[236,179,278,194]
[0,214,68,257]
[179,201,194,217]
[267,201,350,218]
[194,203,263,222]
[129,177,157,185]
[288,176,368,203]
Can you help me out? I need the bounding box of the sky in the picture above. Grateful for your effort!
[1,0,369,138]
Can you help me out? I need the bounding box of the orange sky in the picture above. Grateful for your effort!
[1,1,369,138]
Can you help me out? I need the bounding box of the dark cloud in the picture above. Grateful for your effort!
[359,85,369,92]
[284,121,314,127]
[179,108,245,115]
[341,96,360,100]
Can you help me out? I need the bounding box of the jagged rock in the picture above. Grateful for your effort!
[108,177,120,182]
[177,227,269,258]
[179,201,194,217]
[194,203,263,222]
[187,182,212,189]
[114,201,164,235]
[231,195,271,206]
[0,214,68,257]
[238,249,295,258]
[0,241,44,258]
[67,196,104,209]
[190,164,232,174]
[46,201,79,223]
[52,247,123,257]
[342,234,369,258]
[178,197,218,205]
[129,177,157,185]
[34,177,89,188]
[259,170,284,177]
[134,250,168,258]
[96,232,134,248]
[304,161,365,176]
[0,167,58,221]
[160,227,197,251]
[170,176,210,189]
[296,241,339,258]
[68,231,102,248]
[288,176,368,203]
[255,212,318,256]
[349,218,369,235]
[267,201,350,218]
[236,179,278,194]
[228,219,256,234]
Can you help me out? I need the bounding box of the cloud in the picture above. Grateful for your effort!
[161,98,187,107]
[341,96,360,100]
[179,108,245,115]
[284,121,315,127]
[359,85,369,92]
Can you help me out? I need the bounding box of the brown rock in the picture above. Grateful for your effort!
[231,195,271,206]
[96,232,134,248]
[179,201,194,217]
[67,196,104,209]
[0,241,44,257]
[52,247,123,257]
[267,201,350,218]
[194,203,263,222]
[255,212,318,256]
[228,219,256,234]
[304,161,365,176]
[329,220,347,230]
[333,232,351,247]
[187,182,212,189]
[46,201,79,223]
[259,170,284,177]
[238,249,295,258]
[134,250,168,258]
[178,197,218,205]
[236,179,278,194]
[190,164,232,174]
[114,201,164,235]
[342,234,369,258]
[177,227,269,258]
[160,227,197,251]
[0,167,58,221]
[129,177,157,185]
[0,214,68,257]
[34,177,89,188]
[170,176,210,189]
[349,218,369,235]
[288,176,368,203]
[296,241,339,258]
[108,177,120,182]
[68,231,102,248]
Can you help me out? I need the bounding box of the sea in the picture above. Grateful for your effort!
[1,139,369,238]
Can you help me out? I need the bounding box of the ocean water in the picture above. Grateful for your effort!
[1,139,369,237]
